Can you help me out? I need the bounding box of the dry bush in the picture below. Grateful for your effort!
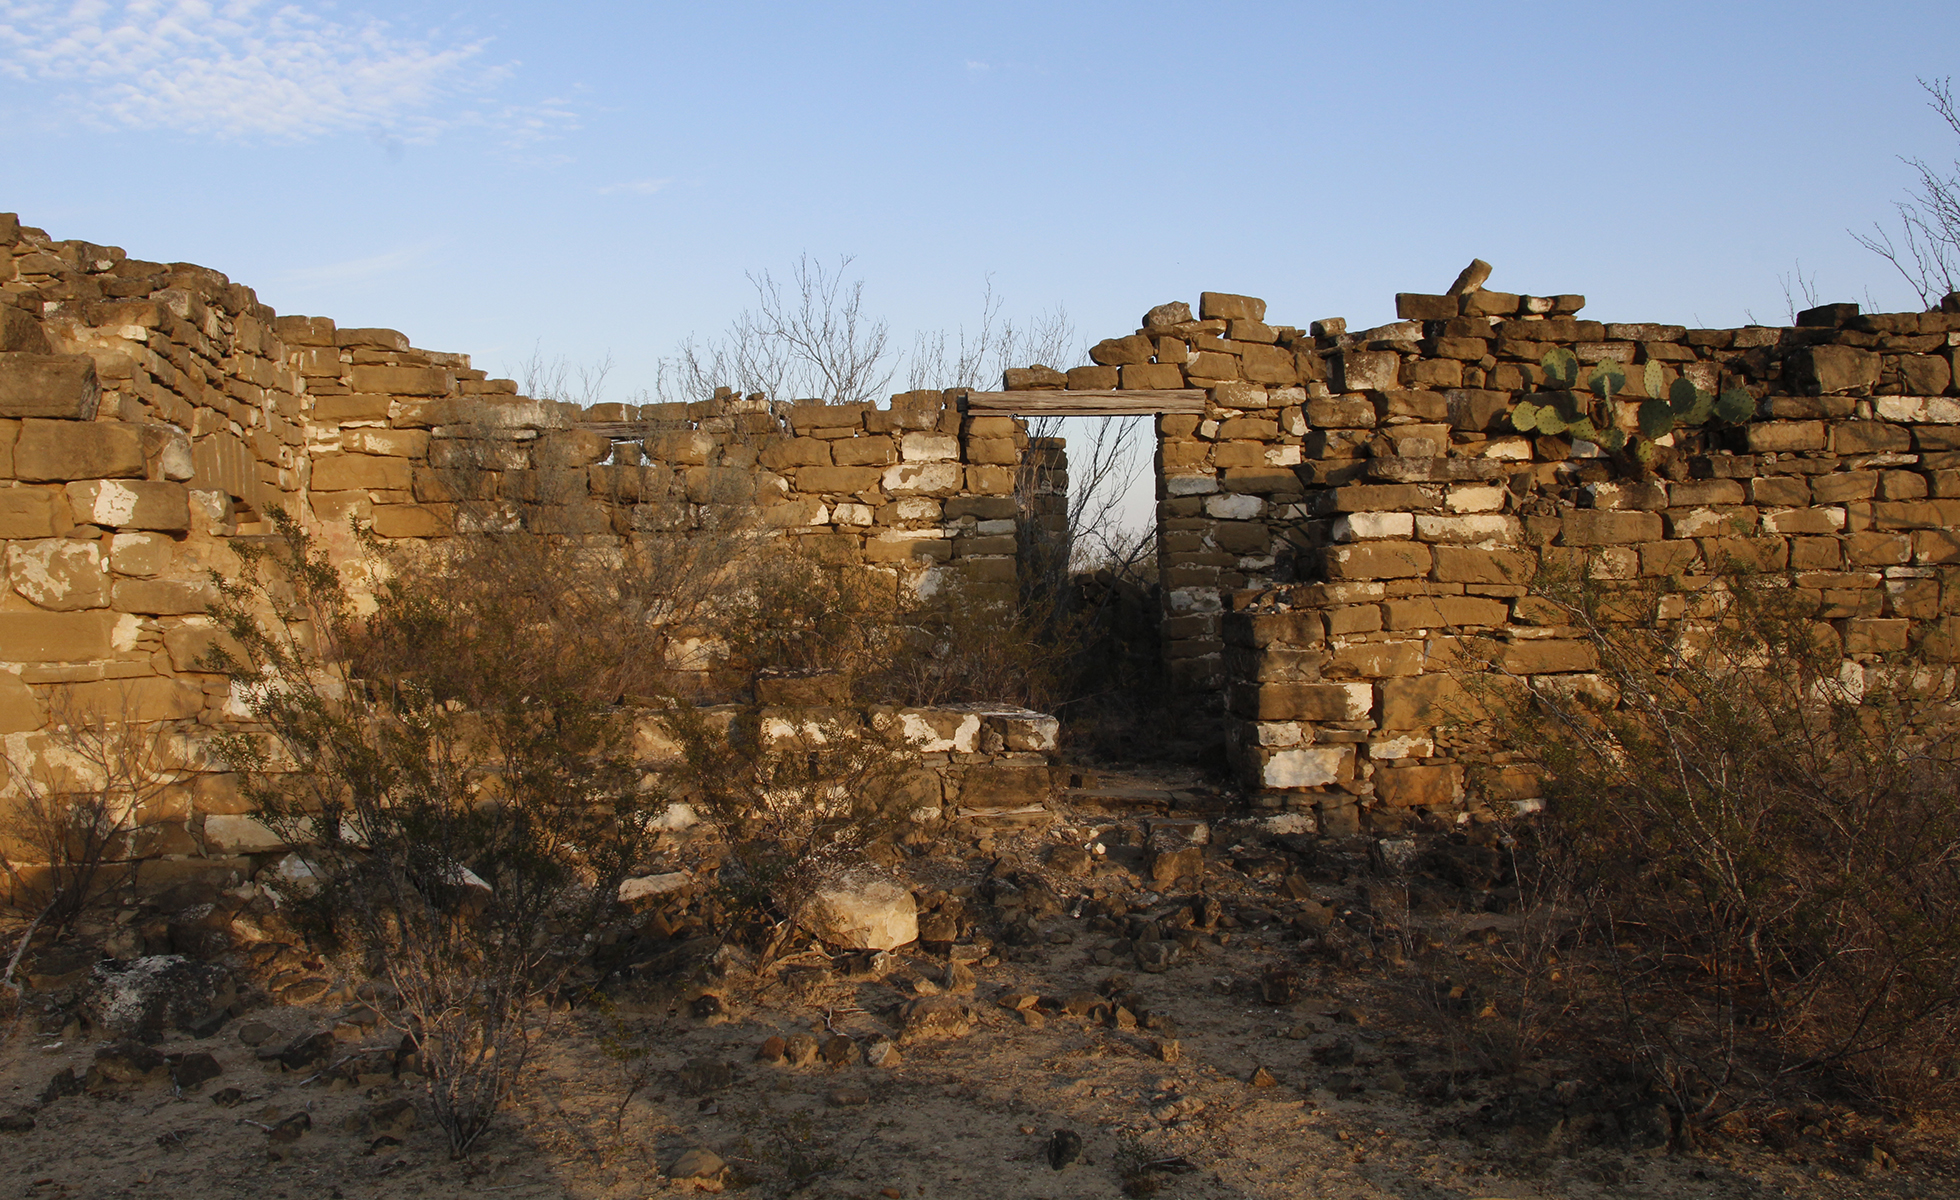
[659,703,908,963]
[207,511,695,1155]
[1485,562,1960,1120]
[1,690,177,999]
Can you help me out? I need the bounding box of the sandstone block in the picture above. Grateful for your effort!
[1760,506,1846,535]
[1332,512,1414,541]
[831,437,898,467]
[1899,353,1953,395]
[965,465,1014,494]
[1089,334,1155,366]
[960,762,1052,808]
[0,610,119,661]
[1495,639,1598,673]
[1262,746,1353,789]
[1329,639,1424,678]
[1790,345,1879,394]
[1306,396,1379,428]
[0,672,43,733]
[1845,532,1912,565]
[1239,343,1299,384]
[348,365,452,396]
[964,437,1019,465]
[1234,682,1372,721]
[8,539,107,610]
[884,462,963,495]
[796,465,884,493]
[1374,764,1464,808]
[1378,674,1467,729]
[310,453,412,493]
[112,577,216,614]
[1395,293,1458,321]
[758,437,831,470]
[1326,485,1424,513]
[66,677,203,722]
[1401,359,1462,388]
[1066,365,1119,390]
[1382,596,1509,629]
[0,487,62,538]
[1118,363,1186,389]
[1669,478,1747,506]
[1199,292,1267,322]
[1561,509,1663,545]
[1431,546,1533,584]
[0,354,100,420]
[901,433,958,461]
[1414,514,1520,544]
[65,480,191,531]
[1324,540,1431,580]
[0,308,52,354]
[534,429,610,469]
[1332,350,1399,393]
[863,533,952,563]
[1832,421,1912,455]
[1002,366,1066,390]
[1176,350,1238,380]
[640,430,710,465]
[1743,422,1826,453]
[369,505,450,538]
[15,419,144,481]
[310,393,392,421]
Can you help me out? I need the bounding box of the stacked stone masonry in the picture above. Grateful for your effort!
[10,208,1960,873]
[1007,282,1960,834]
[0,214,1057,887]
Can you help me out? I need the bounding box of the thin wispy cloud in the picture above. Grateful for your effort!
[0,0,572,144]
[598,177,672,196]
[282,239,443,286]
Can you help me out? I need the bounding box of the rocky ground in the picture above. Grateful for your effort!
[4,772,1959,1199]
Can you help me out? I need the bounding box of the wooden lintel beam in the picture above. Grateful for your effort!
[961,389,1205,415]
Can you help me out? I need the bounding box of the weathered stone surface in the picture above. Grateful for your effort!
[84,956,234,1042]
[797,868,918,951]
[1333,350,1399,393]
[1374,764,1464,808]
[14,419,143,480]
[1790,345,1879,394]
[0,354,99,420]
[1200,292,1266,322]
[1262,746,1353,789]
[8,538,107,610]
[65,479,191,531]
[0,610,119,660]
[898,995,972,1041]
[311,453,412,492]
[0,308,52,354]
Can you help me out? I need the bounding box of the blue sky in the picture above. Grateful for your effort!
[3,1,1958,398]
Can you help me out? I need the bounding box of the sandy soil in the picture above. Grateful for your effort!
[4,787,1959,1200]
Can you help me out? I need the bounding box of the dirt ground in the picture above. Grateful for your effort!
[5,776,1960,1200]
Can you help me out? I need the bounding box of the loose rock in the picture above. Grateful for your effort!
[796,868,919,951]
[84,956,234,1042]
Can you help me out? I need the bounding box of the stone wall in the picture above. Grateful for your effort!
[0,213,1059,889]
[11,205,1960,869]
[1000,275,1960,833]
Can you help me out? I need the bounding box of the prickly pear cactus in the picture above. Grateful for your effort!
[1509,347,1757,466]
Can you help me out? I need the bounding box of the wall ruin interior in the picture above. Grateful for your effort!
[5,211,1960,882]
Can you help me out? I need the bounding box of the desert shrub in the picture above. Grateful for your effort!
[0,691,177,997]
[1488,562,1960,1118]
[661,702,909,961]
[207,512,686,1155]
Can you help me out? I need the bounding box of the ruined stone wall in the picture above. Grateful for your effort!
[0,214,1054,889]
[999,280,1960,832]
